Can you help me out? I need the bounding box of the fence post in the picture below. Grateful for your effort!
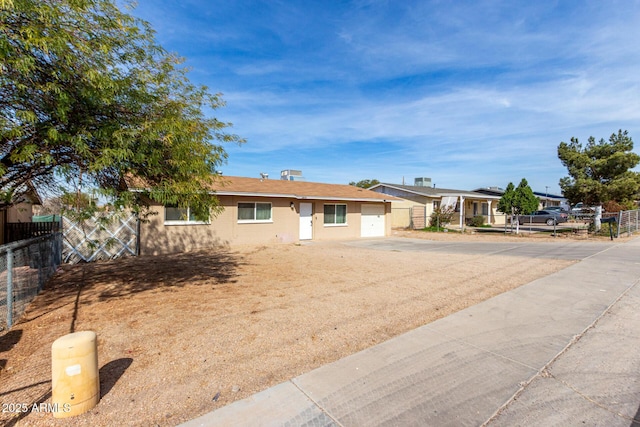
[616,211,622,238]
[6,247,13,328]
[136,215,141,256]
[424,207,426,230]
[56,232,63,266]
[37,239,44,291]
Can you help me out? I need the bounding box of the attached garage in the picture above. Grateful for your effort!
[361,204,386,237]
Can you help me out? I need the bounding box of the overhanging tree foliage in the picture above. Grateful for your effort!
[349,179,380,189]
[557,130,640,206]
[0,0,243,219]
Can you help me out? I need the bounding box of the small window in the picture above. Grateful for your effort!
[481,203,489,216]
[238,202,272,222]
[164,205,208,224]
[324,204,347,225]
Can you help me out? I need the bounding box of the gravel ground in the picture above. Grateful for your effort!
[0,230,617,426]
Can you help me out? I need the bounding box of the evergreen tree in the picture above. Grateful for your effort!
[497,182,515,215]
[498,179,538,233]
[558,130,640,206]
[513,178,539,216]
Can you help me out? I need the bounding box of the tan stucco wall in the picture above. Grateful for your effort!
[139,197,392,255]
[7,202,33,222]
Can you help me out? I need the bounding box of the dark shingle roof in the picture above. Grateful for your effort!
[372,183,501,199]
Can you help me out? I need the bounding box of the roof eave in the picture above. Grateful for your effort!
[375,184,502,200]
[131,188,393,202]
[374,183,438,198]
[219,191,392,202]
[438,192,502,199]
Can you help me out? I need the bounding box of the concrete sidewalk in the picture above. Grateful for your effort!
[181,238,640,427]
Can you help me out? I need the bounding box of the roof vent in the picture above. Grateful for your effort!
[260,172,269,179]
[281,170,305,181]
[414,177,432,187]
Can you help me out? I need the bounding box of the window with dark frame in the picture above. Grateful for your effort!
[164,205,208,224]
[324,204,347,224]
[238,202,272,222]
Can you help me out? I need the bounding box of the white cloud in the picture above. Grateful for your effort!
[132,0,640,193]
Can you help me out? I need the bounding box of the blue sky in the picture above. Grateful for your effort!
[130,0,640,195]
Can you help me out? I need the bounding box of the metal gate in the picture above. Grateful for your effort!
[617,209,640,237]
[411,206,427,229]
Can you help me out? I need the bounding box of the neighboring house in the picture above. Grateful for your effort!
[0,184,43,244]
[473,187,568,211]
[132,176,397,255]
[369,182,503,229]
[533,191,568,210]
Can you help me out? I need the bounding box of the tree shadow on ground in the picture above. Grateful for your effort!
[2,388,51,427]
[0,329,22,352]
[18,248,244,325]
[0,329,23,372]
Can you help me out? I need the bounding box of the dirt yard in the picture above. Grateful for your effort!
[0,230,621,426]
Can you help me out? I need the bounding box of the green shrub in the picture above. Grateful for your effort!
[592,221,617,236]
[468,215,485,227]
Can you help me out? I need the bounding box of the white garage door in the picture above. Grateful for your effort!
[361,204,385,237]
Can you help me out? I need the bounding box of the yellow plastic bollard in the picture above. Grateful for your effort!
[51,331,99,418]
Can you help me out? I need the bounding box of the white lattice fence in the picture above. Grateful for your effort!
[62,212,138,263]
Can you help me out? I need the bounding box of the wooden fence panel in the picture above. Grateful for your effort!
[411,206,427,229]
[5,222,60,243]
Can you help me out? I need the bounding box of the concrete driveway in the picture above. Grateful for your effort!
[344,237,614,260]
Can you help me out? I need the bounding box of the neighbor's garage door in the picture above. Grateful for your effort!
[361,204,385,237]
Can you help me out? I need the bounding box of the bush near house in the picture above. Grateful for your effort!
[467,215,485,227]
[603,200,636,212]
[430,206,455,228]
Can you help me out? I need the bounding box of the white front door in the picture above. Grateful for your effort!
[361,204,385,237]
[299,202,313,240]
